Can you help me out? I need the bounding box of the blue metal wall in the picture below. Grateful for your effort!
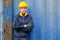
[3,0,60,40]
[58,0,60,40]
[0,0,4,40]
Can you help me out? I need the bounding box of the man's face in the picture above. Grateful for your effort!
[20,7,27,14]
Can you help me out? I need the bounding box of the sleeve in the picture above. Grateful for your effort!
[13,15,24,29]
[21,17,34,32]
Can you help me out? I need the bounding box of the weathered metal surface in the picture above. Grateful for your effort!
[2,0,60,40]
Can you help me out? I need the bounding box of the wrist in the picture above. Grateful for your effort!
[24,24,27,27]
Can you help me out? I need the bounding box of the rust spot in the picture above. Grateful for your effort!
[8,0,12,7]
[3,0,12,7]
[3,21,12,40]
[3,0,6,7]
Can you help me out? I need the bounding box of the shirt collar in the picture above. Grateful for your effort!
[19,12,28,17]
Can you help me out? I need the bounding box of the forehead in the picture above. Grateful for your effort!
[19,7,28,9]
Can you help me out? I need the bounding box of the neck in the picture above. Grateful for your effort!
[22,13,25,16]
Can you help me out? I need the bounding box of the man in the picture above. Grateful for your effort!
[13,1,34,40]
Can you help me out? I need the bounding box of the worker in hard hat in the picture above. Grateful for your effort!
[13,1,34,40]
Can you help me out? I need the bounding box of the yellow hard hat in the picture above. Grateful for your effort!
[18,1,28,8]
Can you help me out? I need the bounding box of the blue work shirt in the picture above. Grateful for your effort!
[13,13,34,40]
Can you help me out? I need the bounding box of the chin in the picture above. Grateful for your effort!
[22,12,26,13]
[22,12,25,14]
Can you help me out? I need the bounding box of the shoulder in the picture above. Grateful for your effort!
[14,14,20,20]
[15,14,20,18]
[15,12,20,18]
[27,15,33,19]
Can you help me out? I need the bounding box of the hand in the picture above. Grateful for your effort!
[24,24,27,27]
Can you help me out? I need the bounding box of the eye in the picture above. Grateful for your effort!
[23,8,26,9]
